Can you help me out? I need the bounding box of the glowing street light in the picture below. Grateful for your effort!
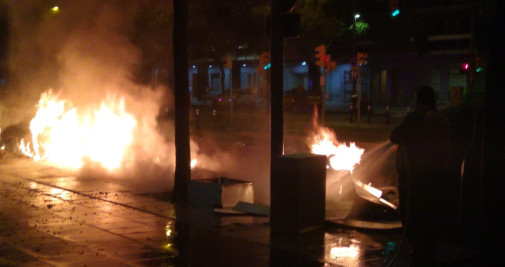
[354,13,360,20]
[51,6,59,14]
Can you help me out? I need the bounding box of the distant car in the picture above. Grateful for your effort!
[211,90,234,110]
[235,89,260,109]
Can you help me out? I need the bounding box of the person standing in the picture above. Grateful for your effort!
[390,86,451,266]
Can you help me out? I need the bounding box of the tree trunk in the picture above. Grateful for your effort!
[173,0,191,203]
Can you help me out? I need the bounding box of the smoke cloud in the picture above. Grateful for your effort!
[1,0,179,192]
[1,0,252,197]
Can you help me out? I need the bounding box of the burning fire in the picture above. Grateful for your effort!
[309,126,364,173]
[190,158,198,169]
[308,114,397,210]
[19,90,136,171]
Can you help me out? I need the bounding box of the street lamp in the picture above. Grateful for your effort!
[51,6,59,14]
[354,13,360,21]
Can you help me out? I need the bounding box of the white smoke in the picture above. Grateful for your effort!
[3,0,178,192]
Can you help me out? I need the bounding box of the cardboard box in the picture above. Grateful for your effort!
[188,177,254,208]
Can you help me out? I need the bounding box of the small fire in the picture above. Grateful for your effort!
[190,158,197,169]
[309,126,364,173]
[20,90,136,171]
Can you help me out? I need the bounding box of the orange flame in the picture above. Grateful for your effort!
[21,90,136,171]
[309,127,364,172]
[308,109,364,172]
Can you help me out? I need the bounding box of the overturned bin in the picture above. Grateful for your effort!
[271,154,327,235]
[188,177,254,208]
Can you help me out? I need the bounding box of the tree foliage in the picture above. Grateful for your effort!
[295,0,347,45]
[349,20,369,35]
[133,3,172,85]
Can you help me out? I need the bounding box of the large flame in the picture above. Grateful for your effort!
[309,126,364,173]
[20,90,136,171]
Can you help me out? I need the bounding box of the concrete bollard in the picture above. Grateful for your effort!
[367,105,372,124]
[386,105,390,125]
[195,108,200,131]
[271,154,327,235]
[212,109,216,128]
[349,105,354,123]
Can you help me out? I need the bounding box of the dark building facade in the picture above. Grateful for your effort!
[187,0,485,110]
[359,0,485,107]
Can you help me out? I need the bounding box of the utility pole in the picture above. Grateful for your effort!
[321,67,326,124]
[225,56,234,124]
[356,65,361,126]
[315,44,336,126]
[315,44,327,125]
[173,0,191,203]
[356,52,368,126]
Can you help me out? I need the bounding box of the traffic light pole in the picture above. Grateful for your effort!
[321,67,326,125]
[230,71,234,124]
[357,67,361,125]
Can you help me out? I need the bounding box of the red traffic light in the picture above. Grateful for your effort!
[462,63,469,70]
[315,45,326,67]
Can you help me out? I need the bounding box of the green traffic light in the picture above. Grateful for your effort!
[391,9,400,17]
[476,67,483,73]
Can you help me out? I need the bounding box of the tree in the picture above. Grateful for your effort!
[296,0,348,45]
[133,3,173,87]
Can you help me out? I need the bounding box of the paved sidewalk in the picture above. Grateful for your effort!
[1,153,403,266]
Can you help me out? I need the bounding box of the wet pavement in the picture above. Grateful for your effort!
[0,152,407,266]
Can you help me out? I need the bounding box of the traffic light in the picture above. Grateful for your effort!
[357,52,368,66]
[460,58,484,74]
[315,45,326,67]
[325,55,336,72]
[257,52,271,73]
[462,62,470,71]
[225,56,232,69]
[390,0,399,17]
[475,57,483,73]
[460,62,470,74]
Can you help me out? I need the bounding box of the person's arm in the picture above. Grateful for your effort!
[390,120,406,145]
[390,113,416,145]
